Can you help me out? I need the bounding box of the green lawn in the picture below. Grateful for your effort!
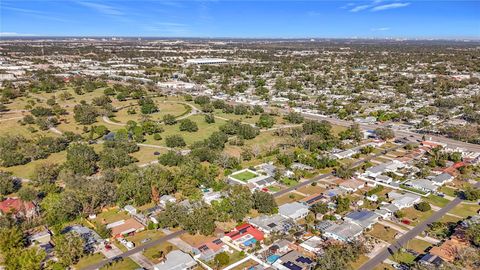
[126,230,165,246]
[366,224,398,243]
[231,170,258,182]
[143,242,177,263]
[74,253,106,269]
[439,186,457,197]
[424,194,450,207]
[100,257,138,270]
[391,251,416,266]
[402,208,434,226]
[449,203,480,218]
[405,239,431,253]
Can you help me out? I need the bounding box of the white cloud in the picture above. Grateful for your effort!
[371,2,410,11]
[350,5,371,12]
[77,1,124,16]
[0,32,37,36]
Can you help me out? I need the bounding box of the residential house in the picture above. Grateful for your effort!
[61,225,103,252]
[202,190,223,205]
[193,238,230,262]
[272,250,315,270]
[279,202,309,220]
[300,193,326,206]
[124,205,137,215]
[0,197,38,219]
[255,162,277,176]
[291,162,314,171]
[323,221,364,242]
[344,210,379,229]
[228,169,276,190]
[388,191,421,209]
[153,250,197,270]
[405,179,438,193]
[107,218,145,238]
[299,236,324,255]
[224,223,264,248]
[249,214,295,235]
[159,195,176,208]
[431,173,454,186]
[339,179,365,192]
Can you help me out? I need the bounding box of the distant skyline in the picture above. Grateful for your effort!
[1,0,479,39]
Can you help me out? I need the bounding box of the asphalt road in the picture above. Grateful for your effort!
[81,230,186,270]
[358,182,480,270]
[301,113,480,152]
[273,143,404,198]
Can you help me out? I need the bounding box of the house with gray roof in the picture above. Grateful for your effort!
[279,202,309,220]
[431,173,454,186]
[405,179,438,193]
[249,214,295,234]
[344,210,380,229]
[323,221,363,242]
[153,250,197,270]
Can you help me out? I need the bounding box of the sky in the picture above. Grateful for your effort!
[0,0,479,39]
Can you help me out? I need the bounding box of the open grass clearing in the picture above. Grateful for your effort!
[275,192,305,205]
[73,252,106,270]
[230,170,258,182]
[449,203,480,218]
[424,194,450,207]
[143,241,178,263]
[401,208,434,226]
[100,257,138,270]
[366,223,399,243]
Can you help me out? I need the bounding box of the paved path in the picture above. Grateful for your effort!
[0,116,23,122]
[129,252,154,270]
[81,230,186,270]
[358,182,480,270]
[102,115,126,126]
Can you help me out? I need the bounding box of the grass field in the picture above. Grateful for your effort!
[402,208,434,226]
[449,203,480,218]
[144,114,226,147]
[424,194,450,207]
[275,193,305,205]
[100,257,138,270]
[439,186,457,197]
[0,150,67,179]
[230,170,258,182]
[406,238,432,253]
[74,253,106,270]
[143,241,177,263]
[131,146,167,165]
[350,255,370,270]
[366,224,398,243]
[391,251,417,266]
[112,101,188,123]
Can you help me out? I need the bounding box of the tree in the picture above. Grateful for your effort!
[139,97,158,114]
[0,227,25,253]
[252,191,278,214]
[73,102,98,125]
[18,186,37,201]
[461,186,480,201]
[214,252,230,267]
[465,223,480,247]
[163,114,177,125]
[99,147,134,169]
[0,171,19,195]
[54,232,85,266]
[335,164,355,179]
[284,111,304,124]
[414,201,431,212]
[41,192,82,225]
[65,143,98,175]
[316,242,364,270]
[256,113,276,128]
[158,151,184,166]
[204,114,215,124]
[179,119,199,132]
[165,135,186,148]
[375,127,395,140]
[335,196,350,213]
[194,95,210,105]
[311,202,329,214]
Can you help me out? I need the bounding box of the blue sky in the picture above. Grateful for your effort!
[1,0,479,38]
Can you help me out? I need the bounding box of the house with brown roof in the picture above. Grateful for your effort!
[339,178,365,192]
[107,218,145,238]
[0,197,38,219]
[429,236,469,262]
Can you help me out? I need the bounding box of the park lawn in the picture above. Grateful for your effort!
[74,252,106,269]
[402,208,434,226]
[126,230,165,245]
[449,203,480,218]
[0,150,67,179]
[131,146,167,165]
[143,241,178,263]
[113,101,188,123]
[231,170,258,182]
[144,114,226,147]
[424,194,450,207]
[366,224,398,243]
[406,238,432,253]
[0,117,52,138]
[275,193,305,205]
[350,255,370,270]
[100,257,138,270]
[244,130,286,149]
[439,186,457,197]
[214,110,260,124]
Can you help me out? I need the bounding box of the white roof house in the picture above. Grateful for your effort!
[405,179,438,193]
[323,221,363,242]
[388,192,421,209]
[431,173,454,186]
[299,236,324,254]
[279,202,310,220]
[153,250,197,270]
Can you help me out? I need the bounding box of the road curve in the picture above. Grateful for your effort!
[358,182,480,270]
